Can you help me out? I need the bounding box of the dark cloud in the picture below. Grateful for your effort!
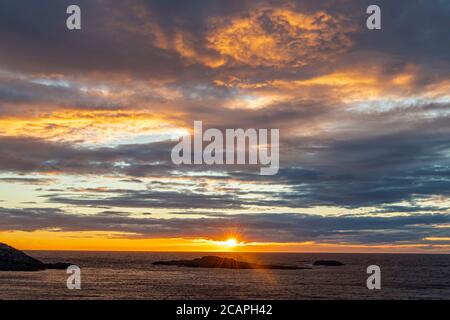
[356,0,450,64]
[0,136,174,175]
[1,207,450,245]
[0,177,55,185]
[1,0,448,80]
[48,189,242,210]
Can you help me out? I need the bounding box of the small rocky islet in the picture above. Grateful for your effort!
[153,256,307,269]
[153,255,344,269]
[313,260,345,266]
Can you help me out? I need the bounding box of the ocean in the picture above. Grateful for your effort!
[1,251,449,300]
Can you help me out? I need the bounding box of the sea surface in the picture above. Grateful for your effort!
[1,251,449,300]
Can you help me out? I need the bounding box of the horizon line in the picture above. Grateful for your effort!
[21,248,450,255]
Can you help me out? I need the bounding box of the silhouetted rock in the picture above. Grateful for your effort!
[313,260,345,266]
[0,243,73,271]
[44,263,73,270]
[0,243,45,271]
[153,256,308,270]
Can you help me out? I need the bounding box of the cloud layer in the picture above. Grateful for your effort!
[0,0,449,249]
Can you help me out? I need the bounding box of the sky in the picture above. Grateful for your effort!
[0,0,450,253]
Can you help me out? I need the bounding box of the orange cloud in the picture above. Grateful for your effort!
[0,110,187,145]
[122,4,355,69]
[207,7,355,68]
[213,64,450,111]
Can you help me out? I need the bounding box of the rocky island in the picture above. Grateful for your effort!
[313,260,345,266]
[0,243,72,271]
[153,255,309,270]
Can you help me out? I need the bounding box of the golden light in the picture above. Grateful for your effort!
[190,237,244,251]
[223,238,238,248]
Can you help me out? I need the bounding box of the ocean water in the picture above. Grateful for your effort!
[0,251,449,300]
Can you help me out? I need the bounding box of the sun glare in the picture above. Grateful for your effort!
[192,237,243,250]
[224,238,238,247]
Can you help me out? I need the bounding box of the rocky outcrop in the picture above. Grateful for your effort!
[0,243,46,271]
[153,255,308,270]
[44,262,74,270]
[313,260,345,266]
[0,243,72,271]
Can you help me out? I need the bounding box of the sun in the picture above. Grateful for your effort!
[195,237,242,250]
[223,238,238,247]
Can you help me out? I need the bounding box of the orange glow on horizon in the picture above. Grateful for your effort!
[1,231,450,254]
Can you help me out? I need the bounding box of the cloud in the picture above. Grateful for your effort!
[207,6,355,68]
[0,110,449,210]
[0,136,175,174]
[1,207,450,245]
[48,189,243,210]
[0,177,55,185]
